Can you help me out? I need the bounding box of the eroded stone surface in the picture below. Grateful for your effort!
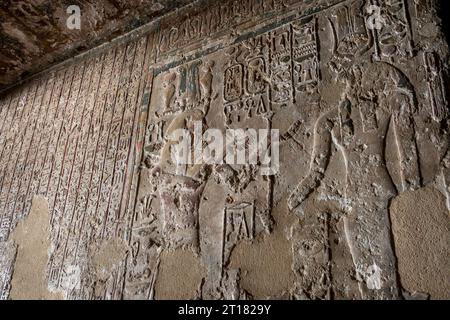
[0,0,449,300]
[155,249,206,300]
[0,0,196,91]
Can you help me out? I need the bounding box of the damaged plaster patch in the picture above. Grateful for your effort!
[9,196,63,300]
[155,249,206,300]
[364,263,382,290]
[229,199,295,299]
[0,241,17,300]
[390,185,450,299]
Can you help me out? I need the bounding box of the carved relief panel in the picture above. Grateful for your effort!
[0,0,448,301]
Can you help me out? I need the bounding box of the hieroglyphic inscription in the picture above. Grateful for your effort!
[222,202,255,266]
[424,51,448,122]
[370,0,413,61]
[0,242,16,300]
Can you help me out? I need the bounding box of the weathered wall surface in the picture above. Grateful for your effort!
[0,0,449,300]
[0,0,196,90]
[0,27,154,299]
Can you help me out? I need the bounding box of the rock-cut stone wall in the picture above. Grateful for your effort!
[0,0,449,300]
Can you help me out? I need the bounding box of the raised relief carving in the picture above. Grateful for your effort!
[439,148,450,211]
[328,1,371,68]
[159,171,208,251]
[222,202,255,267]
[223,35,271,125]
[0,0,448,301]
[200,61,215,101]
[124,229,162,299]
[0,217,11,243]
[292,18,320,93]
[369,0,413,61]
[0,242,17,300]
[270,26,293,105]
[136,58,217,255]
[157,0,311,56]
[146,120,165,157]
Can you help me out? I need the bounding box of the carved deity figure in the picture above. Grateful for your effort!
[288,38,421,299]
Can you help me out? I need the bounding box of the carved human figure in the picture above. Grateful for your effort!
[288,56,421,299]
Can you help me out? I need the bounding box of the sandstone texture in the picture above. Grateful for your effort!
[0,0,196,90]
[0,0,449,300]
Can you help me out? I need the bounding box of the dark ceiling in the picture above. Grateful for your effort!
[0,0,194,91]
